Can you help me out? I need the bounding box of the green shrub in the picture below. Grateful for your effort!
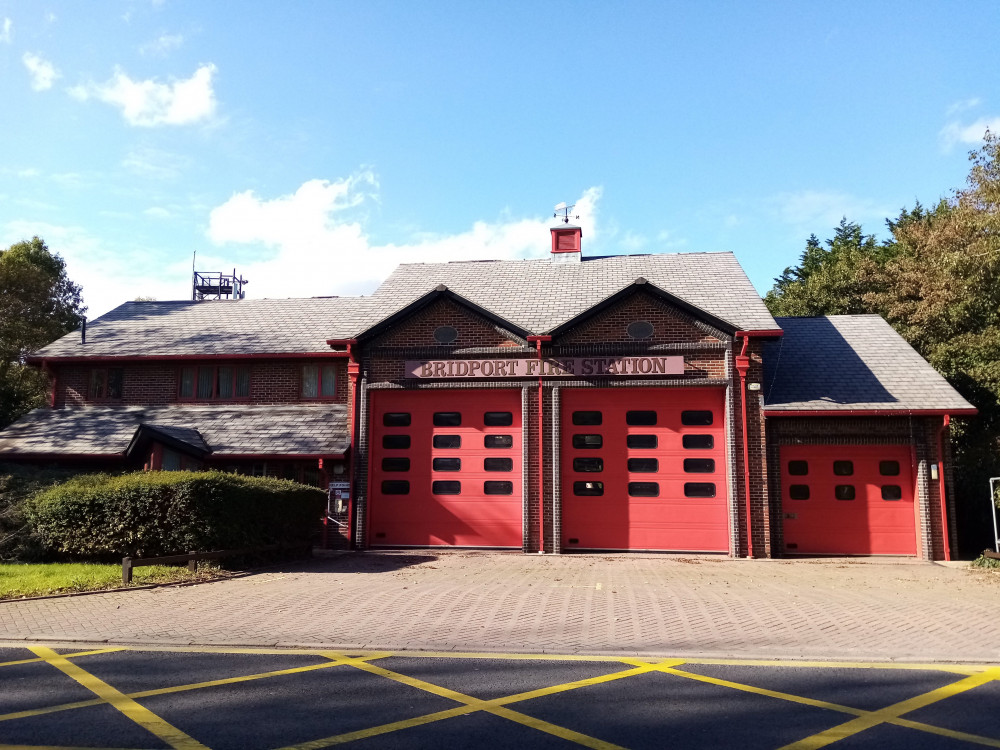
[0,462,87,562]
[28,470,326,559]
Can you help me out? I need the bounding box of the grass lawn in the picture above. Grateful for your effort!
[0,562,223,600]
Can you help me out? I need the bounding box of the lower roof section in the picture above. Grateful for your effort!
[0,404,349,458]
[762,315,976,415]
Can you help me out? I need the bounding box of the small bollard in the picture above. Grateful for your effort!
[188,551,198,573]
[122,557,133,585]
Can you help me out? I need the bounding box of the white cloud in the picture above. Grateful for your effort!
[144,206,172,219]
[22,52,59,91]
[207,175,603,299]
[774,190,891,234]
[1,221,188,317]
[69,63,217,127]
[940,117,1000,151]
[140,33,184,57]
[947,98,981,116]
[122,146,191,179]
[0,18,12,44]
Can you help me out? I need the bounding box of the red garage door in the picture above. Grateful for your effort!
[781,446,916,555]
[369,390,522,547]
[560,388,728,552]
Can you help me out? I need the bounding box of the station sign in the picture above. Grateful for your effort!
[404,356,684,379]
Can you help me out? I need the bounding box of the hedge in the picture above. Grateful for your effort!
[28,471,327,559]
[0,462,88,562]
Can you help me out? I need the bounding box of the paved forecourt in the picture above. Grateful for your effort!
[2,644,1000,749]
[1,552,999,662]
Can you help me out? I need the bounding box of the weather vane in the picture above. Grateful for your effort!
[553,202,579,224]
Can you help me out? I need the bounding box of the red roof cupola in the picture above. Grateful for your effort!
[550,225,582,262]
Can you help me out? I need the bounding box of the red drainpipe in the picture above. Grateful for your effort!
[734,333,754,558]
[527,335,552,553]
[936,414,952,561]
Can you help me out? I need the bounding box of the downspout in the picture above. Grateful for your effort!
[734,333,754,558]
[936,414,952,561]
[527,335,552,553]
[346,340,360,551]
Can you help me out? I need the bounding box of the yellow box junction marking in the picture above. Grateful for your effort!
[27,646,209,750]
[0,645,998,750]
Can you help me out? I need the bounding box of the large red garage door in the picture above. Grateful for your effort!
[781,445,916,555]
[560,388,728,552]
[369,389,522,547]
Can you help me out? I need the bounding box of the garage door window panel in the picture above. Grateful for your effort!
[789,484,810,500]
[628,482,659,497]
[627,458,658,473]
[381,458,410,472]
[788,460,808,476]
[681,410,714,426]
[572,434,603,449]
[835,485,856,500]
[881,485,903,501]
[572,411,602,425]
[484,412,513,426]
[432,481,462,495]
[682,434,713,450]
[484,458,513,472]
[879,461,901,476]
[383,413,411,427]
[485,435,513,448]
[626,411,657,426]
[574,481,604,496]
[833,461,854,476]
[626,434,657,449]
[684,458,715,473]
[434,435,461,449]
[573,457,604,473]
[433,458,461,472]
[484,481,513,495]
[433,412,462,427]
[381,480,410,495]
[382,435,411,449]
[684,482,716,498]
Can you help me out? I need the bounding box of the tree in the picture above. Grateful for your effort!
[764,218,892,317]
[0,237,86,428]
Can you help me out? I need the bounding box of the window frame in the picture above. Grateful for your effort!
[301,363,338,400]
[178,364,251,402]
[88,367,124,401]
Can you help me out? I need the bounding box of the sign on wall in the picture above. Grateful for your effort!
[404,356,684,379]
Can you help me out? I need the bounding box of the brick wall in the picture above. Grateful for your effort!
[558,291,722,345]
[52,359,349,407]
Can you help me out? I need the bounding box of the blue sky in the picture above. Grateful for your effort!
[2,1,998,319]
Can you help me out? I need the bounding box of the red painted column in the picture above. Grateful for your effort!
[735,335,753,558]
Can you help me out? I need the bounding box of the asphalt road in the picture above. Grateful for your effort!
[1,644,998,750]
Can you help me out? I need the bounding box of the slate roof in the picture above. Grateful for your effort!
[0,404,349,457]
[762,316,976,413]
[32,297,378,359]
[368,252,780,334]
[31,251,778,360]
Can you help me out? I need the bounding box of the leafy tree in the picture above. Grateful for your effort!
[0,237,86,428]
[764,218,892,316]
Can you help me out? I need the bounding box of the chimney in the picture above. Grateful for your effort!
[550,225,582,264]
[80,317,87,345]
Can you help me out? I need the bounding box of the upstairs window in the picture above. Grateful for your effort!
[179,365,250,401]
[89,368,123,400]
[302,364,336,398]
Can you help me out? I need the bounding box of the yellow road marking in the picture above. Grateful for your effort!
[275,652,668,749]
[28,646,209,750]
[777,667,1000,750]
[892,716,1000,748]
[0,647,125,669]
[0,653,391,724]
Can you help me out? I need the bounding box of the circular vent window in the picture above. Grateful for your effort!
[433,326,459,344]
[626,321,654,340]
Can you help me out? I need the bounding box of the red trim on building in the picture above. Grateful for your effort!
[26,352,351,365]
[764,408,978,417]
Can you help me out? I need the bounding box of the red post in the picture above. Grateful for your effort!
[937,415,952,561]
[735,334,754,558]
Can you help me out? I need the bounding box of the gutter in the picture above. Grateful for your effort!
[763,408,978,417]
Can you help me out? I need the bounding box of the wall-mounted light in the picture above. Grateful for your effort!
[930,463,939,481]
[333,463,345,475]
[747,383,761,391]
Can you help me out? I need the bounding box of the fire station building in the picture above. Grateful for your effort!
[0,225,976,559]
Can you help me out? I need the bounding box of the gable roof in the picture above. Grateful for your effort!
[0,404,350,457]
[762,315,976,415]
[31,297,380,359]
[354,284,531,343]
[546,277,739,337]
[369,252,780,334]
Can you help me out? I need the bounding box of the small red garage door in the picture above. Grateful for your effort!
[781,445,916,555]
[369,389,522,547]
[560,388,728,552]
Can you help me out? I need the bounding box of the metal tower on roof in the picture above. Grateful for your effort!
[191,251,248,301]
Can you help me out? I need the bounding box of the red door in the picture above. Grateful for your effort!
[561,388,728,552]
[781,445,916,555]
[369,390,522,547]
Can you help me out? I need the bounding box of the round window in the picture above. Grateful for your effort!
[626,321,654,340]
[433,326,459,344]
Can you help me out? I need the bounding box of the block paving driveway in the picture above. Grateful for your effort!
[2,551,999,662]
